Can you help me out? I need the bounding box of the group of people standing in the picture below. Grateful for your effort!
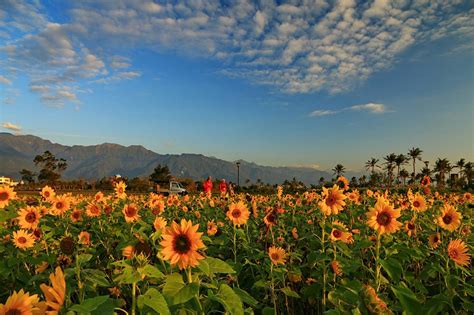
[203,176,234,195]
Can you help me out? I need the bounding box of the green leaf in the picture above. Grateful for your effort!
[83,269,110,287]
[202,257,235,275]
[281,287,300,298]
[391,284,422,315]
[68,296,111,314]
[209,284,244,315]
[138,264,165,280]
[262,307,275,315]
[76,254,93,265]
[380,258,403,283]
[233,287,258,307]
[137,288,170,315]
[113,266,141,284]
[162,273,199,305]
[423,294,450,315]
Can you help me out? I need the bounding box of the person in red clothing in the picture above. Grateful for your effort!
[203,176,213,195]
[219,179,227,195]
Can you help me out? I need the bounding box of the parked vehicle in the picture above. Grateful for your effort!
[153,181,187,196]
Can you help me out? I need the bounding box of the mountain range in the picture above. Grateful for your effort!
[0,132,362,185]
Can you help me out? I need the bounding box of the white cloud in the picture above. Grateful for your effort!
[0,75,11,85]
[1,0,473,104]
[1,122,22,132]
[310,102,390,117]
[309,109,339,117]
[350,103,387,113]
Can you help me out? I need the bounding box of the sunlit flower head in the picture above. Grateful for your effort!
[160,219,205,270]
[447,239,471,267]
[51,195,70,216]
[319,185,346,216]
[226,201,250,226]
[0,289,42,315]
[207,220,218,236]
[0,185,16,209]
[153,217,167,232]
[114,181,127,199]
[366,197,402,235]
[40,267,66,314]
[86,202,101,217]
[13,229,35,250]
[122,203,140,222]
[437,204,462,232]
[428,233,441,249]
[40,185,55,201]
[268,246,287,265]
[410,192,427,212]
[336,176,349,190]
[17,206,41,230]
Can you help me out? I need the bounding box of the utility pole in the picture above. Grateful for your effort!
[236,161,241,187]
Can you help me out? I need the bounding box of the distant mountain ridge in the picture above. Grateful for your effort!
[0,132,336,184]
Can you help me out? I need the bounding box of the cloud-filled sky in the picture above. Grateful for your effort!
[0,0,473,170]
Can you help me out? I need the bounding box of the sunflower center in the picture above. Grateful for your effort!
[0,192,8,201]
[25,212,37,223]
[44,191,50,197]
[6,309,22,315]
[433,236,439,242]
[449,249,459,259]
[125,206,137,217]
[173,235,191,254]
[18,236,27,244]
[271,253,280,260]
[376,212,391,226]
[332,229,342,238]
[413,201,420,208]
[118,188,124,194]
[231,209,241,218]
[56,202,63,209]
[326,196,336,206]
[442,215,453,224]
[408,223,415,230]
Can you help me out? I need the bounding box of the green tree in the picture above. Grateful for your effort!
[383,153,397,188]
[332,164,345,178]
[408,147,423,182]
[395,154,408,183]
[19,169,36,184]
[434,158,450,189]
[149,164,172,184]
[365,158,380,174]
[33,151,67,184]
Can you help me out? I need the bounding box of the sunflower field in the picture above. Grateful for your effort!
[0,178,472,315]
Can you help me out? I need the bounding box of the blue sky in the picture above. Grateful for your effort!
[0,0,473,171]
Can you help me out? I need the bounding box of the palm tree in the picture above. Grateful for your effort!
[399,169,409,186]
[395,154,408,184]
[434,158,450,189]
[455,158,466,182]
[319,177,325,187]
[408,147,423,183]
[464,162,473,186]
[384,153,397,188]
[359,175,367,187]
[332,164,346,178]
[365,158,380,174]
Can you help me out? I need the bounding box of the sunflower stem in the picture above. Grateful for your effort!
[233,225,237,264]
[270,263,278,314]
[131,282,137,315]
[321,215,327,311]
[375,232,381,291]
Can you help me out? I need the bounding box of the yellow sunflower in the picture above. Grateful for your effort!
[336,176,349,190]
[153,217,167,232]
[13,230,35,250]
[51,195,70,216]
[319,185,346,216]
[122,203,140,223]
[114,181,127,199]
[226,201,250,226]
[404,219,416,237]
[428,233,441,249]
[94,191,104,203]
[160,219,205,270]
[410,192,427,212]
[86,202,101,217]
[366,197,402,235]
[437,204,462,232]
[268,246,287,265]
[447,239,471,267]
[207,220,218,236]
[0,185,16,209]
[40,185,55,201]
[17,206,41,230]
[40,267,66,314]
[0,289,44,315]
